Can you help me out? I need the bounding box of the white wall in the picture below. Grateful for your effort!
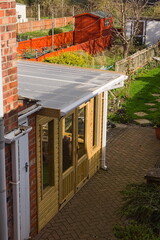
[16,3,28,23]
[146,20,160,46]
[126,19,160,46]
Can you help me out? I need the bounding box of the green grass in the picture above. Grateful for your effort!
[19,24,73,40]
[19,30,49,39]
[109,65,160,124]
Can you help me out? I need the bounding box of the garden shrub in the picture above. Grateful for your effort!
[44,51,94,68]
[119,183,160,233]
[114,221,160,240]
[48,28,63,35]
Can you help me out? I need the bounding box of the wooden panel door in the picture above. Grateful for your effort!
[60,112,75,206]
[60,104,89,206]
[76,104,89,191]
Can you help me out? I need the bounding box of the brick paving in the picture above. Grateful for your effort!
[34,125,160,240]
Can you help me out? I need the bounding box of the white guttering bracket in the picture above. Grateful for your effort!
[5,126,32,144]
[61,75,128,116]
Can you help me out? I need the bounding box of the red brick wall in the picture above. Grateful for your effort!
[28,113,38,237]
[0,0,18,134]
[0,1,18,239]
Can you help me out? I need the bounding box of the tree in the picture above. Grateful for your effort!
[103,0,149,57]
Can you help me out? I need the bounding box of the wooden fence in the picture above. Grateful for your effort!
[39,35,112,60]
[17,16,73,34]
[115,43,159,73]
[27,34,112,62]
[17,31,73,55]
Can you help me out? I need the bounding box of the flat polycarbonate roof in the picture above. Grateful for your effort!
[18,61,127,115]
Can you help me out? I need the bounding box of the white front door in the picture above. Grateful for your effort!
[18,118,30,240]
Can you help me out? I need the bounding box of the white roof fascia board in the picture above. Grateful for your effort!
[61,75,127,116]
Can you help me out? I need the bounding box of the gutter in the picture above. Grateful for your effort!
[0,39,8,240]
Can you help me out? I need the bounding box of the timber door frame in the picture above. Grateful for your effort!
[75,102,89,191]
[36,115,59,231]
[59,103,89,207]
[59,110,76,207]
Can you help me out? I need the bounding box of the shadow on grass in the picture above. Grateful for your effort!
[111,67,160,124]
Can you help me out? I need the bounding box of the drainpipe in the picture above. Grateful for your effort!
[101,91,108,170]
[0,41,8,239]
[11,141,21,240]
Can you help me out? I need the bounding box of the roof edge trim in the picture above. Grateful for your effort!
[61,75,128,116]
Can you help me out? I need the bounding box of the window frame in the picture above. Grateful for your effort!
[39,118,55,197]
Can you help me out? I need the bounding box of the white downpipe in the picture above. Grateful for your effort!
[11,141,20,240]
[101,91,108,170]
[0,39,8,240]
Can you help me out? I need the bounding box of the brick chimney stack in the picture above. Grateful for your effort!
[0,0,18,133]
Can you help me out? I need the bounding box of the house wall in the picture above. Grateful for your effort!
[146,20,160,46]
[16,3,28,23]
[126,19,160,46]
[0,0,18,239]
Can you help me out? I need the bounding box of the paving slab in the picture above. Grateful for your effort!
[156,99,160,102]
[145,103,156,106]
[134,112,148,117]
[34,125,160,240]
[148,108,158,112]
[134,119,152,126]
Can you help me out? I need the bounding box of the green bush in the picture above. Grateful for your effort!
[44,51,94,68]
[48,28,63,35]
[119,183,160,233]
[114,221,160,240]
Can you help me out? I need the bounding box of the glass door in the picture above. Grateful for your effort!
[60,112,75,205]
[76,105,89,190]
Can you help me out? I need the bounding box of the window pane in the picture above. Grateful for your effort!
[41,120,54,190]
[78,107,86,159]
[63,114,73,172]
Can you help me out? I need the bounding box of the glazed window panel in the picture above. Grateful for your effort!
[92,97,98,147]
[63,114,73,172]
[41,120,54,190]
[78,107,86,159]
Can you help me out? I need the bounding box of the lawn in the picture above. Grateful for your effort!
[109,66,160,124]
[18,24,73,40]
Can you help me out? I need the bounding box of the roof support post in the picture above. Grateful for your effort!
[101,91,108,170]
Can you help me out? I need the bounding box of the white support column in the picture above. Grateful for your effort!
[101,91,108,170]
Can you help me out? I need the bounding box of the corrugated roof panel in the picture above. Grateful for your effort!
[18,61,127,115]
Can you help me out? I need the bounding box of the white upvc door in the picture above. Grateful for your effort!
[18,118,30,240]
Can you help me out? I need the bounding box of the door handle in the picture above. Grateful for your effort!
[25,162,29,172]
